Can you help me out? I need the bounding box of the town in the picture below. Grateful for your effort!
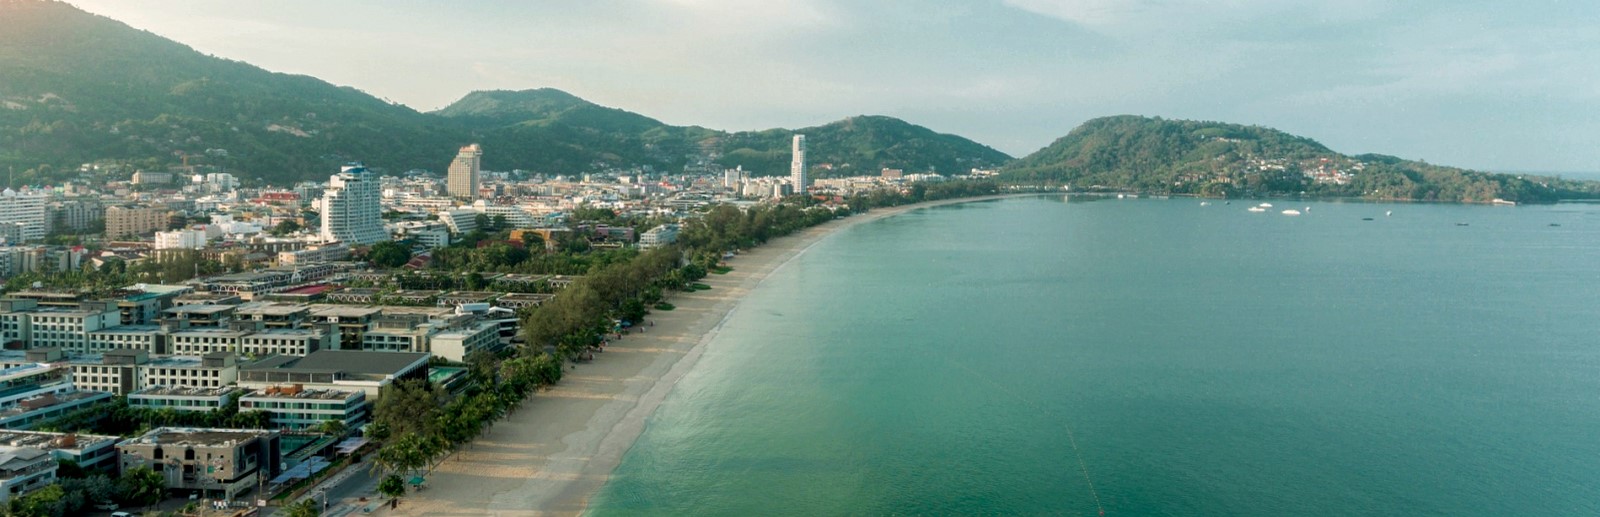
[0,136,996,516]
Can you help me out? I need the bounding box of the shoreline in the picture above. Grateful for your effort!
[386,194,1021,517]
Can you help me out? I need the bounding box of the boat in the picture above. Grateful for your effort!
[1386,210,1393,216]
[1282,209,1302,216]
[1200,201,1211,206]
[1247,207,1266,213]
[1362,217,1374,221]
[1550,223,1562,227]
[1259,203,1273,208]
[1456,222,1469,226]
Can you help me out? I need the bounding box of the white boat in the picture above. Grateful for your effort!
[1200,201,1211,206]
[1259,203,1273,208]
[1386,210,1393,217]
[1247,207,1266,213]
[1282,209,1302,216]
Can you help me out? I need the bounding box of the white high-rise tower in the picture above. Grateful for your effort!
[320,163,387,245]
[790,134,807,194]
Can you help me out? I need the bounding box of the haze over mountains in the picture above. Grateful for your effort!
[0,0,1593,203]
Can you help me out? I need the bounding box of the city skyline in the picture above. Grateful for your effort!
[64,0,1600,174]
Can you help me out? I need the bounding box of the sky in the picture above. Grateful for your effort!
[68,0,1600,172]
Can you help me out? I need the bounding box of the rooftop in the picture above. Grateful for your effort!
[129,385,242,398]
[89,325,165,334]
[235,302,310,316]
[244,350,429,377]
[0,430,119,452]
[309,306,383,318]
[243,387,360,400]
[120,427,276,448]
[165,304,236,316]
[170,329,250,338]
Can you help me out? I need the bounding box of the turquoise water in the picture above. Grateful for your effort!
[587,196,1600,516]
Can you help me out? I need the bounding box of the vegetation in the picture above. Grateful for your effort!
[368,241,413,268]
[38,395,269,436]
[283,499,321,517]
[1003,115,1600,203]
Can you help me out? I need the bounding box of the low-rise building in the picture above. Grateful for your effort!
[162,304,237,328]
[168,329,249,356]
[141,353,238,390]
[240,329,327,357]
[128,386,243,414]
[238,350,429,398]
[240,386,367,430]
[86,325,168,355]
[0,446,55,505]
[429,319,503,363]
[639,223,680,248]
[0,430,120,473]
[116,427,282,500]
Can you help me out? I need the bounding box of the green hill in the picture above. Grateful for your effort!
[713,115,1012,177]
[1004,116,1598,203]
[0,0,461,184]
[0,1,1009,184]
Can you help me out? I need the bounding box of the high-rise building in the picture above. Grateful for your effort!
[790,135,807,193]
[447,144,483,200]
[105,205,170,240]
[0,189,46,243]
[319,163,386,245]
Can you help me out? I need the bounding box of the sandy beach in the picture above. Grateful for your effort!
[385,195,1017,517]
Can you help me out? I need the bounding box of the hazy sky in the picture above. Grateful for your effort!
[70,0,1600,172]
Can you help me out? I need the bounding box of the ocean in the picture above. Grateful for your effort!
[586,195,1600,516]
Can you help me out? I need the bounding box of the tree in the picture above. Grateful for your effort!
[272,219,302,236]
[284,498,321,517]
[368,241,411,268]
[116,466,165,508]
[316,418,348,437]
[7,483,66,517]
[474,213,492,232]
[378,474,406,509]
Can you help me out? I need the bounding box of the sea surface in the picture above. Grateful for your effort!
[586,196,1600,516]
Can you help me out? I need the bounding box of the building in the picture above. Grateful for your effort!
[238,350,429,398]
[105,205,170,239]
[154,229,207,250]
[447,144,483,200]
[428,319,502,363]
[168,329,249,356]
[0,446,55,504]
[471,200,538,228]
[140,353,239,391]
[130,171,174,185]
[65,349,149,395]
[128,386,243,414]
[0,302,121,352]
[276,242,349,265]
[790,134,807,193]
[240,386,368,430]
[85,325,167,355]
[319,164,386,245]
[439,208,478,235]
[309,306,382,350]
[47,199,103,233]
[639,224,680,249]
[162,304,238,328]
[0,430,120,473]
[0,189,47,244]
[117,427,281,500]
[0,363,113,430]
[240,329,327,357]
[393,221,451,248]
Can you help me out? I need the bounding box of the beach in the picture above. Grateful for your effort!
[385,196,1014,517]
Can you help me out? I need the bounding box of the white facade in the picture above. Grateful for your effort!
[0,189,47,244]
[154,229,207,250]
[319,164,387,245]
[0,447,55,505]
[439,208,479,235]
[639,224,680,249]
[790,134,807,193]
[240,388,368,430]
[471,200,539,228]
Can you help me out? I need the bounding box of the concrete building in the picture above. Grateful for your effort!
[0,363,113,430]
[154,229,207,250]
[86,325,167,354]
[0,446,55,504]
[140,353,238,390]
[790,134,807,193]
[116,427,281,500]
[105,205,170,239]
[240,329,327,357]
[0,430,120,473]
[128,386,243,414]
[276,242,349,265]
[319,164,386,245]
[168,329,249,356]
[0,302,121,352]
[439,208,479,235]
[0,189,47,244]
[240,386,368,430]
[238,350,429,398]
[428,319,502,363]
[639,224,680,249]
[46,199,103,233]
[447,144,483,200]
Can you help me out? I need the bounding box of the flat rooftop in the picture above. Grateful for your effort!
[0,430,119,452]
[90,325,164,334]
[243,387,360,400]
[310,306,383,318]
[236,302,310,316]
[170,329,250,338]
[130,385,241,398]
[244,350,428,376]
[165,304,236,315]
[121,427,275,447]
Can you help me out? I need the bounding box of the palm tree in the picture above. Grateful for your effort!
[284,498,321,517]
[378,474,407,509]
[316,419,348,437]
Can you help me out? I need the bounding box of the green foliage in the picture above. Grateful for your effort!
[38,396,267,436]
[378,474,407,502]
[115,466,165,508]
[368,241,412,268]
[6,483,66,517]
[711,115,1011,178]
[284,498,321,517]
[653,302,675,311]
[1003,115,1600,203]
